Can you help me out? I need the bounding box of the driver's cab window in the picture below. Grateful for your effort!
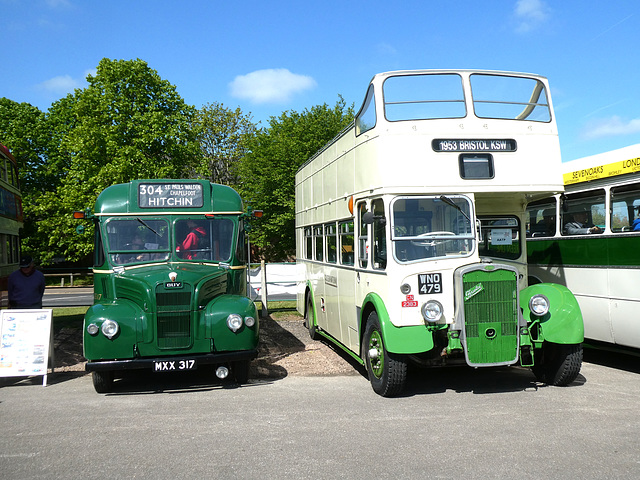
[105,218,170,265]
[175,217,234,261]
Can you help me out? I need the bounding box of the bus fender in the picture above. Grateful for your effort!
[361,293,435,355]
[205,294,259,351]
[520,283,584,344]
[83,300,147,361]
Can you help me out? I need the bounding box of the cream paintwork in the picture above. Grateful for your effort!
[296,69,563,354]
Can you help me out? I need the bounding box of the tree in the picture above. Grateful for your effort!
[188,102,257,185]
[0,98,48,193]
[236,97,354,261]
[28,58,201,264]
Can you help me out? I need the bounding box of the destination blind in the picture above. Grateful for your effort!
[138,183,204,208]
[432,139,517,152]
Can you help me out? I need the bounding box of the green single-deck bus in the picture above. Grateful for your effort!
[296,69,584,396]
[527,143,640,351]
[75,180,259,393]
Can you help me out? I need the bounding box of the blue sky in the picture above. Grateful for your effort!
[2,0,638,161]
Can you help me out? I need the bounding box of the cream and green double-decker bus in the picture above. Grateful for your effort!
[296,69,584,396]
[75,180,259,393]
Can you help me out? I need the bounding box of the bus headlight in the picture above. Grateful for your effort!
[227,314,243,332]
[244,316,256,328]
[87,323,99,336]
[101,320,119,339]
[529,294,549,316]
[421,300,443,323]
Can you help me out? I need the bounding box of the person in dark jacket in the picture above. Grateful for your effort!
[8,256,46,309]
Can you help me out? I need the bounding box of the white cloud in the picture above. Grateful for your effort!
[38,74,82,94]
[513,0,549,33]
[38,69,95,95]
[581,116,640,139]
[229,69,317,104]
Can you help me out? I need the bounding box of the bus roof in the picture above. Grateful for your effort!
[562,143,640,186]
[0,143,16,163]
[94,179,244,215]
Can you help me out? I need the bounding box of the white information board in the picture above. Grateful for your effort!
[0,309,53,386]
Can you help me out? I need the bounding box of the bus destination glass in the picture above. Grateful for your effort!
[138,183,204,208]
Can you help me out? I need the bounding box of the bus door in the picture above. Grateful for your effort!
[337,220,357,350]
[354,199,388,351]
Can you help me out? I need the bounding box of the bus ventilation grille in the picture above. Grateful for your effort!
[156,287,192,349]
[461,268,518,366]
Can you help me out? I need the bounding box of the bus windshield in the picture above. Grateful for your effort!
[391,196,474,262]
[105,216,236,265]
[106,218,170,265]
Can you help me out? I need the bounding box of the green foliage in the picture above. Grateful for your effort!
[189,102,257,185]
[237,97,354,260]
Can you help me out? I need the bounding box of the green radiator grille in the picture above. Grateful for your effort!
[461,268,518,365]
[156,287,192,349]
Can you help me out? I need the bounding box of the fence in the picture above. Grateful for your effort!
[248,261,300,316]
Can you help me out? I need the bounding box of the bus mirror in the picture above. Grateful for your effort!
[363,211,386,225]
[73,211,86,219]
[76,225,85,234]
[363,212,374,224]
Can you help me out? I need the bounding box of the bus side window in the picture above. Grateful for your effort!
[339,221,354,266]
[561,190,605,235]
[326,223,337,263]
[313,225,323,262]
[304,227,312,259]
[611,183,640,233]
[372,199,387,270]
[358,202,369,268]
[526,198,556,237]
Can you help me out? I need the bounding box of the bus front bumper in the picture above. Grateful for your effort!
[85,349,258,372]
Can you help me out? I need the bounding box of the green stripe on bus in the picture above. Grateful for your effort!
[527,235,640,267]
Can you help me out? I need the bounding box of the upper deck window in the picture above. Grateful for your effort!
[383,73,466,122]
[355,84,376,136]
[470,74,551,122]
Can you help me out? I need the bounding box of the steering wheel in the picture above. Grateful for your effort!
[411,231,456,246]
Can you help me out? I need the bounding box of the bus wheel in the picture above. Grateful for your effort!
[233,360,250,384]
[305,294,319,340]
[362,311,407,397]
[532,342,582,386]
[92,371,114,393]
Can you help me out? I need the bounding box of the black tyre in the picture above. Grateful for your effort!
[92,371,114,393]
[532,342,582,386]
[305,294,319,340]
[362,311,407,397]
[232,360,250,384]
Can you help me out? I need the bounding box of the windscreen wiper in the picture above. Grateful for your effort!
[137,217,162,237]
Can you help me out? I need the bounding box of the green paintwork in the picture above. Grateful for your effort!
[528,235,640,268]
[461,268,519,365]
[368,329,384,378]
[520,283,584,344]
[82,180,258,365]
[361,292,435,354]
[95,180,244,215]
